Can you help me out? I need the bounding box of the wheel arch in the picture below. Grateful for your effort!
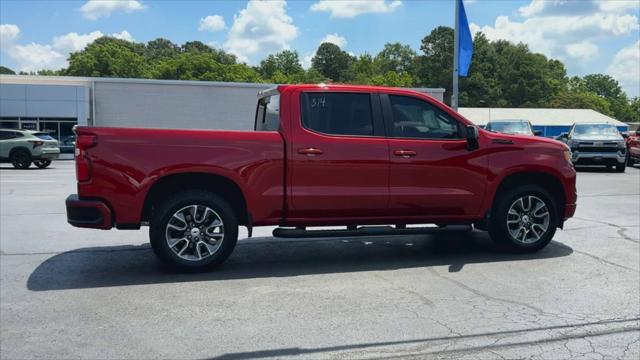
[9,146,32,157]
[141,172,250,226]
[491,171,566,228]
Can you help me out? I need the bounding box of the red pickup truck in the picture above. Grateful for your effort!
[626,129,640,166]
[66,84,576,270]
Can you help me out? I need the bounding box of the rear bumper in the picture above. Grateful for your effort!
[34,149,60,160]
[65,194,113,229]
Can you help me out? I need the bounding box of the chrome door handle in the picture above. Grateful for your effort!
[393,149,416,158]
[298,147,324,156]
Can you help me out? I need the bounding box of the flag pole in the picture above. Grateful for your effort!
[452,0,459,111]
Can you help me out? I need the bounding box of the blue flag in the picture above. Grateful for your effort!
[458,0,473,77]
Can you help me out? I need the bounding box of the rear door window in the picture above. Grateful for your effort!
[34,132,55,140]
[301,93,374,136]
[255,94,280,131]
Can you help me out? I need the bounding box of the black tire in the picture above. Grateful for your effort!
[489,184,558,253]
[34,160,52,169]
[149,190,238,271]
[616,163,626,173]
[626,154,634,166]
[10,149,31,169]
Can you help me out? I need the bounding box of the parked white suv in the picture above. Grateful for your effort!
[0,130,60,169]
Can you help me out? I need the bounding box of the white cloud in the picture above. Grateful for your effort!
[310,0,401,18]
[0,24,20,48]
[51,30,134,55]
[52,31,104,53]
[598,0,640,13]
[320,33,347,48]
[110,30,134,41]
[199,15,225,32]
[565,40,599,61]
[1,28,134,72]
[224,0,298,63]
[471,1,639,65]
[80,0,146,20]
[9,43,66,72]
[607,41,640,97]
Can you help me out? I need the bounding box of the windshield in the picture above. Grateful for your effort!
[572,124,619,137]
[487,121,532,135]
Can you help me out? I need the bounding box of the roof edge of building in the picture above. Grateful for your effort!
[0,75,447,93]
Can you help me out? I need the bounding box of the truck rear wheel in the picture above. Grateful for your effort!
[489,184,558,253]
[149,190,238,271]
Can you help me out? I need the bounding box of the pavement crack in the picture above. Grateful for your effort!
[551,241,639,272]
[427,268,548,316]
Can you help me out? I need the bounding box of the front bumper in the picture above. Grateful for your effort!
[572,151,625,165]
[66,194,113,229]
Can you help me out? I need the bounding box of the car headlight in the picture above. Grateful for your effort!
[617,141,626,149]
[563,149,573,163]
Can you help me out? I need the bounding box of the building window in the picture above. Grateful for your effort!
[0,118,19,129]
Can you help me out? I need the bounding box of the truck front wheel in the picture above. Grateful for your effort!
[489,185,558,253]
[149,190,238,271]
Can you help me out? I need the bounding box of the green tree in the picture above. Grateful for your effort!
[371,71,413,87]
[629,97,640,123]
[417,26,454,102]
[144,38,180,62]
[374,42,417,76]
[258,50,304,81]
[66,37,149,78]
[311,42,354,82]
[581,74,634,122]
[0,66,15,74]
[152,52,217,80]
[552,91,612,115]
[349,53,377,84]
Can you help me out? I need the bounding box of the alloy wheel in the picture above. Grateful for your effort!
[165,205,224,261]
[506,195,550,244]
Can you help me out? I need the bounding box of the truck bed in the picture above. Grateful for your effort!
[75,126,285,227]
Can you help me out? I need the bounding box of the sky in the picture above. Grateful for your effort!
[1,0,639,97]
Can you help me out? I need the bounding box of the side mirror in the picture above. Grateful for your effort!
[621,132,629,138]
[558,132,569,140]
[466,125,479,151]
[534,130,542,136]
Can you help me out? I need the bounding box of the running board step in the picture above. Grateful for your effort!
[272,225,472,238]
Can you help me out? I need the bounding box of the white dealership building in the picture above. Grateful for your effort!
[0,75,627,139]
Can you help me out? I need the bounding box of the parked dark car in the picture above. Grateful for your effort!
[59,135,76,154]
[485,120,541,136]
[557,123,627,172]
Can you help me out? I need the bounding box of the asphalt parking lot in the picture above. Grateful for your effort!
[1,161,639,359]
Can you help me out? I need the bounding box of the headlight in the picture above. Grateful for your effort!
[563,149,573,164]
[617,141,626,149]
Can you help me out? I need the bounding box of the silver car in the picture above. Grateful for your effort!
[0,129,60,169]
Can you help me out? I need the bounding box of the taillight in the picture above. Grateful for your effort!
[29,140,44,149]
[75,134,97,182]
